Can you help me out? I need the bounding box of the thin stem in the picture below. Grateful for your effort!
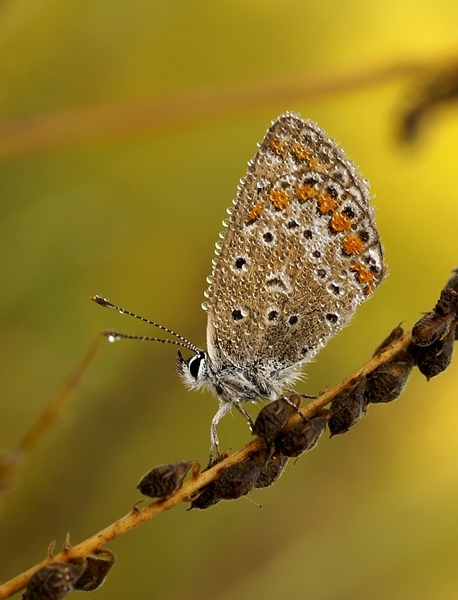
[0,329,412,599]
[0,56,447,159]
[18,335,103,455]
[0,335,104,502]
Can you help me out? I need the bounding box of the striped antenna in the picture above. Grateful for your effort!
[90,295,200,353]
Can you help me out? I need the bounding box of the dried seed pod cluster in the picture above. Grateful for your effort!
[190,398,329,509]
[23,550,116,599]
[410,285,458,380]
[141,273,457,513]
[329,279,458,434]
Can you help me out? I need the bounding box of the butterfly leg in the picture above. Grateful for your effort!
[210,401,232,459]
[283,393,303,414]
[233,401,255,431]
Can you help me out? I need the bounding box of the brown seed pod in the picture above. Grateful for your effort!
[188,453,228,511]
[412,288,458,347]
[189,483,222,510]
[137,460,198,498]
[213,449,269,500]
[328,377,367,436]
[254,453,289,489]
[365,349,415,404]
[23,561,87,600]
[252,395,301,442]
[73,549,116,592]
[414,324,455,380]
[275,411,329,456]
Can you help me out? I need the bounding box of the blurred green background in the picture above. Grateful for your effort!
[1,1,458,598]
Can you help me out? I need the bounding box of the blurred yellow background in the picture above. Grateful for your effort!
[1,1,458,599]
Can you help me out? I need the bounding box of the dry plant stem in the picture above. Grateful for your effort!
[0,335,104,503]
[0,57,444,159]
[0,330,412,600]
[287,330,413,428]
[18,335,103,455]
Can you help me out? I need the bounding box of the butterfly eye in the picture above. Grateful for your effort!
[188,351,206,379]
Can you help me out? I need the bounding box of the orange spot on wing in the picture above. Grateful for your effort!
[308,157,325,171]
[269,189,290,210]
[246,201,265,224]
[269,137,286,154]
[293,145,326,171]
[351,263,377,294]
[295,185,316,202]
[342,234,365,255]
[366,282,375,294]
[293,143,312,161]
[317,193,338,214]
[330,212,352,232]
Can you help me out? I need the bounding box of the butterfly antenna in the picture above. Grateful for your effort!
[90,295,200,353]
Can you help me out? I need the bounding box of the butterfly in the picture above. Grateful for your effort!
[93,113,385,456]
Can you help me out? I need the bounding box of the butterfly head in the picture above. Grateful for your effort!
[176,349,209,391]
